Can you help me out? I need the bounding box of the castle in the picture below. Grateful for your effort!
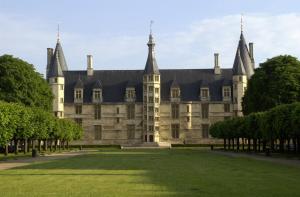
[46,26,254,146]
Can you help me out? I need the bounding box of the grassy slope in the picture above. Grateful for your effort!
[0,149,299,197]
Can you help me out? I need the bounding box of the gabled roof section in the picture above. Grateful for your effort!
[232,32,254,78]
[93,80,102,89]
[74,78,84,89]
[48,51,63,78]
[54,40,68,71]
[233,50,246,75]
[170,77,180,88]
[144,34,160,75]
[126,80,136,88]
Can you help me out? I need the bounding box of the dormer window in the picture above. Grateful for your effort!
[93,89,102,103]
[74,88,83,103]
[200,88,209,100]
[223,86,231,101]
[125,88,136,102]
[171,88,180,98]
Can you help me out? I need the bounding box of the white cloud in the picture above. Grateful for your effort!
[1,13,300,75]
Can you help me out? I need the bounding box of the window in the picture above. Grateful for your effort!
[94,125,102,140]
[234,97,238,104]
[144,96,147,102]
[155,88,159,94]
[75,105,82,114]
[116,107,120,114]
[75,90,82,99]
[171,104,179,119]
[171,89,180,98]
[127,104,135,119]
[224,104,230,112]
[187,117,190,122]
[149,75,153,81]
[201,88,209,98]
[127,89,135,99]
[155,107,159,113]
[223,87,231,98]
[155,126,159,131]
[239,76,242,81]
[94,90,101,100]
[144,115,147,120]
[60,98,64,103]
[54,111,61,117]
[202,124,209,138]
[187,105,190,112]
[60,85,64,90]
[143,75,147,81]
[149,97,153,103]
[54,78,57,83]
[148,106,154,111]
[155,75,159,81]
[149,125,154,132]
[74,118,82,127]
[127,125,135,139]
[148,86,153,92]
[234,84,237,90]
[201,103,209,119]
[149,116,153,121]
[155,117,160,121]
[155,97,159,103]
[143,85,147,90]
[116,118,120,123]
[171,124,180,139]
[94,105,101,119]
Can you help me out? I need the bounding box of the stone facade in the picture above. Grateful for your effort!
[46,29,255,146]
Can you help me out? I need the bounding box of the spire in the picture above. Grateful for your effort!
[144,21,160,75]
[232,16,254,78]
[57,24,60,42]
[48,50,63,78]
[53,38,68,71]
[233,50,246,75]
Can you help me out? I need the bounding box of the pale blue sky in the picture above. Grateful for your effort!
[1,0,300,76]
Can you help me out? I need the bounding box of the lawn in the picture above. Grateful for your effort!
[0,148,299,197]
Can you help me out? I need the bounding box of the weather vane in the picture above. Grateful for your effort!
[57,24,60,41]
[150,20,154,34]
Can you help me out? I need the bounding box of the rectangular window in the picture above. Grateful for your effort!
[144,115,147,120]
[149,116,153,121]
[201,89,209,98]
[94,90,101,99]
[171,89,180,98]
[75,90,82,99]
[155,75,159,81]
[171,124,180,139]
[234,97,238,104]
[127,90,135,99]
[54,78,58,83]
[155,107,159,113]
[155,97,159,103]
[187,116,190,122]
[148,86,153,92]
[149,125,154,132]
[60,98,64,103]
[60,85,64,90]
[127,104,135,119]
[224,104,230,113]
[143,84,147,91]
[171,104,179,119]
[201,103,209,119]
[149,97,153,103]
[148,75,153,81]
[94,125,102,140]
[116,118,120,123]
[155,88,159,94]
[187,105,190,112]
[155,117,160,121]
[155,126,159,131]
[202,124,209,138]
[75,105,82,114]
[116,107,120,114]
[223,87,230,98]
[94,105,101,119]
[127,125,135,139]
[144,96,147,102]
[148,106,154,111]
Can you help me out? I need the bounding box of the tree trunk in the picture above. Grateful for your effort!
[292,138,297,153]
[49,140,53,152]
[263,140,266,152]
[67,141,69,150]
[242,138,245,151]
[279,138,284,153]
[43,140,47,151]
[247,138,251,152]
[287,138,291,152]
[62,141,65,150]
[237,138,240,151]
[55,140,58,151]
[258,139,261,152]
[4,144,8,156]
[232,138,235,150]
[14,139,19,155]
[27,139,31,152]
[297,137,300,153]
[253,139,257,152]
[271,140,275,151]
[24,139,27,154]
[228,139,231,150]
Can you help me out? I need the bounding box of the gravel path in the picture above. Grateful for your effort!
[0,151,87,170]
[213,150,300,168]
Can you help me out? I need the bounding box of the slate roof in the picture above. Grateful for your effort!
[232,32,254,78]
[63,69,233,103]
[232,50,246,75]
[144,34,160,75]
[48,40,68,78]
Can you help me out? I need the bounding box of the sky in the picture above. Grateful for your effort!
[1,0,300,76]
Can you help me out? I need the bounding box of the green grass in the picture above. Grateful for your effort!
[0,148,299,197]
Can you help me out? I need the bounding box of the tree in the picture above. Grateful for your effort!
[243,55,300,115]
[0,55,53,111]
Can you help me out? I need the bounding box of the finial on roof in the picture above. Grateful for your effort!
[240,14,243,32]
[150,20,154,35]
[57,24,60,42]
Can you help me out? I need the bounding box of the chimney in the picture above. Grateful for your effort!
[214,53,221,75]
[87,55,93,76]
[46,48,53,79]
[249,43,254,60]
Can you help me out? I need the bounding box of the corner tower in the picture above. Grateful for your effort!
[232,18,255,116]
[143,31,161,143]
[47,34,67,118]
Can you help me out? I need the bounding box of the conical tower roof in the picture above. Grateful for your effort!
[144,33,160,75]
[48,50,63,78]
[53,40,68,71]
[233,50,246,75]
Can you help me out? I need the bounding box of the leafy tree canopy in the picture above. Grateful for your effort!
[243,55,300,114]
[0,55,53,111]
